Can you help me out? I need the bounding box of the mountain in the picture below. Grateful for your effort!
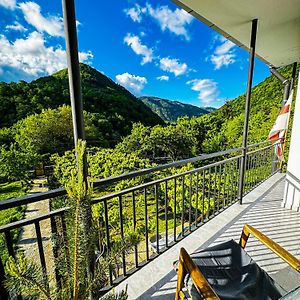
[139,96,212,122]
[195,64,299,153]
[0,64,164,145]
[204,107,216,113]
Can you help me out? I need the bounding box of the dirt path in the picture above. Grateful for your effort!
[17,177,56,285]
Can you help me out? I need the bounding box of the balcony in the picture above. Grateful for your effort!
[118,173,300,299]
[1,143,296,299]
[0,0,299,298]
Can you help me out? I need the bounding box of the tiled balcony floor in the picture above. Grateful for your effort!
[116,173,300,299]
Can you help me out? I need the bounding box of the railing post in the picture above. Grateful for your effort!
[238,19,258,204]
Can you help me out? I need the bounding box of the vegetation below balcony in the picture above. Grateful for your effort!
[0,182,27,262]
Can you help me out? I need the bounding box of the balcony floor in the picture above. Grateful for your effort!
[117,173,300,299]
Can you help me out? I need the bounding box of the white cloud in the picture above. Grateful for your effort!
[116,72,147,93]
[0,0,16,9]
[5,21,27,32]
[19,1,64,37]
[146,4,193,40]
[210,36,236,69]
[124,33,153,65]
[78,50,93,62]
[187,79,219,105]
[124,4,146,23]
[156,75,169,81]
[159,57,187,76]
[0,31,92,79]
[124,4,193,40]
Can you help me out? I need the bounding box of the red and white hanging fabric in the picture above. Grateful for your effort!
[268,91,293,161]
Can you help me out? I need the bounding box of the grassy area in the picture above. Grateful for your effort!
[0,181,28,262]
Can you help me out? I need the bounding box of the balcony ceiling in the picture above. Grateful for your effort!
[172,0,300,67]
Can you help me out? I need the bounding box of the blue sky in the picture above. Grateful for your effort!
[0,0,270,107]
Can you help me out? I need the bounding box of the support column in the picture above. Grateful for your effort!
[62,0,92,295]
[62,0,86,146]
[290,62,298,93]
[62,0,88,180]
[238,19,258,204]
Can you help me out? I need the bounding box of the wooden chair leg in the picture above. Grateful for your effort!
[175,255,188,300]
[175,248,219,300]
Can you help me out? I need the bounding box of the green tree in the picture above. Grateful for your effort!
[149,125,194,160]
[117,122,197,161]
[0,144,39,183]
[116,123,153,158]
[0,127,15,147]
[15,105,106,158]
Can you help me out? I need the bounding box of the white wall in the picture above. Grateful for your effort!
[283,71,300,211]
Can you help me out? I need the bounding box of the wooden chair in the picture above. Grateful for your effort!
[175,224,300,300]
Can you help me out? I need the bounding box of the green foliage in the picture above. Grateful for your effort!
[93,233,139,289]
[0,181,27,262]
[0,143,39,183]
[15,105,105,158]
[4,141,129,299]
[0,127,15,146]
[116,123,152,158]
[4,252,130,300]
[51,146,153,190]
[64,140,92,299]
[117,122,196,161]
[5,253,51,300]
[0,64,164,147]
[139,96,212,122]
[99,289,128,300]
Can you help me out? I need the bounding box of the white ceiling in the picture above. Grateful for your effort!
[172,0,300,67]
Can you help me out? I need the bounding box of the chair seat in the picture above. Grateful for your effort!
[185,240,286,300]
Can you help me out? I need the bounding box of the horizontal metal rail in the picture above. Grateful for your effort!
[0,207,69,233]
[92,146,243,188]
[246,144,272,155]
[246,140,270,149]
[0,187,66,211]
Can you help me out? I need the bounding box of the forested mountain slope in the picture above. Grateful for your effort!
[0,64,164,145]
[196,64,299,153]
[139,96,212,122]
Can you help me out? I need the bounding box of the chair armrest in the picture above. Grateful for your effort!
[239,224,300,272]
[175,247,219,300]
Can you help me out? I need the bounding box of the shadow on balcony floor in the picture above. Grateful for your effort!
[118,173,300,299]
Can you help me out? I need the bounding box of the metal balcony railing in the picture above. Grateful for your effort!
[0,142,279,298]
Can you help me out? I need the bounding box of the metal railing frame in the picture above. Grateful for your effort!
[0,141,269,211]
[0,141,278,298]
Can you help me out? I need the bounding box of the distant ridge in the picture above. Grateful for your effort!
[139,96,214,122]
